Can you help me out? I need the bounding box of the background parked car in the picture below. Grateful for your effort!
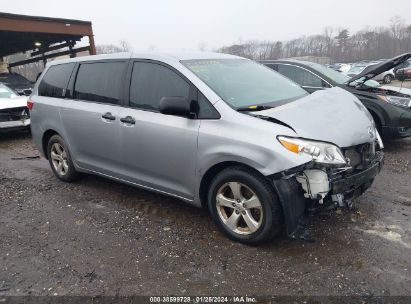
[0,72,34,96]
[260,54,411,139]
[347,63,395,84]
[329,63,352,73]
[0,83,30,132]
[394,60,411,80]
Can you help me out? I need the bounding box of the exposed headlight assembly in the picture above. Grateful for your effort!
[377,95,411,108]
[278,136,347,166]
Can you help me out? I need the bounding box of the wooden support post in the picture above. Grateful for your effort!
[68,40,76,58]
[88,35,96,55]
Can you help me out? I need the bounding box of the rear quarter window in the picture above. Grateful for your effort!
[38,63,75,98]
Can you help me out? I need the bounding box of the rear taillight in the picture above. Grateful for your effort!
[27,100,34,110]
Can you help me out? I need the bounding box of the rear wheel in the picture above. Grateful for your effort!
[207,166,283,245]
[47,135,78,182]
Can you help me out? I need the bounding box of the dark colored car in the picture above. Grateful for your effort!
[395,60,411,80]
[0,72,33,96]
[260,53,411,139]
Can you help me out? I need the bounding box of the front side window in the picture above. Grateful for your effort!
[129,62,190,111]
[38,63,75,98]
[277,64,324,88]
[182,59,307,108]
[74,61,126,104]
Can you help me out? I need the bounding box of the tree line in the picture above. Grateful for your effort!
[217,16,411,63]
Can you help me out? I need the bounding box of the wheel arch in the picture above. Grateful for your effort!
[368,109,385,134]
[198,161,269,209]
[42,129,60,159]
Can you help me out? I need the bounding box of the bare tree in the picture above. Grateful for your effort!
[217,16,411,63]
[119,40,133,52]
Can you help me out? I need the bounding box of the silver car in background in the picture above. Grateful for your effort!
[347,63,395,84]
[29,52,383,245]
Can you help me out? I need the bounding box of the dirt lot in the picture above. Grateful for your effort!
[0,131,410,297]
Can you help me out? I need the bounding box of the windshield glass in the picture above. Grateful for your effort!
[348,65,367,74]
[182,59,308,108]
[0,73,32,86]
[308,62,350,84]
[0,84,17,98]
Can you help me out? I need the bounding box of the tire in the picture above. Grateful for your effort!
[383,74,393,84]
[47,134,78,182]
[207,166,283,245]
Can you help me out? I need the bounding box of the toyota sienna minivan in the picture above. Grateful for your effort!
[29,52,384,245]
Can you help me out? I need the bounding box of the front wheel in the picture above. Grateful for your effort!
[207,166,283,245]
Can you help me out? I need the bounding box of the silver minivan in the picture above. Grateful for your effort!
[29,52,384,245]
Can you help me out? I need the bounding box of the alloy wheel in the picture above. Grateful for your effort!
[216,182,263,235]
[50,143,69,176]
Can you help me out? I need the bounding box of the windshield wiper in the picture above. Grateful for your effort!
[236,105,274,112]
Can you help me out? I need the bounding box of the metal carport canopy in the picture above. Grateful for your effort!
[0,12,96,65]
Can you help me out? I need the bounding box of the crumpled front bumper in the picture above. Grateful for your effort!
[330,151,384,196]
[271,151,384,238]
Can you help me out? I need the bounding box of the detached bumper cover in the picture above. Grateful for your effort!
[330,151,384,194]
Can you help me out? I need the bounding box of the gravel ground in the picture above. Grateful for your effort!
[0,131,410,296]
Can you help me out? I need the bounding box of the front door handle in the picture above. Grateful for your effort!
[102,112,116,121]
[120,116,136,125]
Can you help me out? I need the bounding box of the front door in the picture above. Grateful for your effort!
[119,61,200,200]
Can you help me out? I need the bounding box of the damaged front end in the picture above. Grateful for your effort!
[270,133,384,240]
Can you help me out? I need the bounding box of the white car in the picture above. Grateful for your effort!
[0,83,30,132]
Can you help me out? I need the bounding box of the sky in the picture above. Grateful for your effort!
[2,0,411,51]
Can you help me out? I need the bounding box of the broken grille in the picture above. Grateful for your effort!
[0,107,29,123]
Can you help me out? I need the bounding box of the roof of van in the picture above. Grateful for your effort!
[46,51,242,66]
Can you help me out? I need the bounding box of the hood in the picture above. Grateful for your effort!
[257,87,375,148]
[346,53,411,84]
[0,96,28,110]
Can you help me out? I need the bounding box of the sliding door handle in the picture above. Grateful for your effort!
[102,112,116,121]
[120,116,136,125]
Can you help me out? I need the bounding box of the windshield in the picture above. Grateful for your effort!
[182,59,308,108]
[0,73,32,86]
[348,65,366,74]
[308,62,350,84]
[0,84,17,98]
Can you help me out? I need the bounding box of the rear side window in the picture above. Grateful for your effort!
[129,62,190,111]
[38,63,75,98]
[73,61,126,104]
[278,64,323,87]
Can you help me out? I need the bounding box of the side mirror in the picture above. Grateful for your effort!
[159,96,193,117]
[23,89,32,96]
